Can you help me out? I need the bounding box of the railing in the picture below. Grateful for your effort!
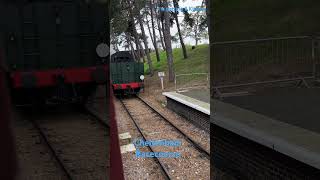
[213,36,320,86]
[175,73,209,92]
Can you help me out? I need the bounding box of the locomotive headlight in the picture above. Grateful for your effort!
[140,75,145,80]
[96,43,110,58]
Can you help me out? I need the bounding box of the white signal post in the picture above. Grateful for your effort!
[158,72,165,90]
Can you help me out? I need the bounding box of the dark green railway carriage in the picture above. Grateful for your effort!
[1,0,108,71]
[110,51,144,94]
[0,0,109,105]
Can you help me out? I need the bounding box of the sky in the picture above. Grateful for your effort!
[111,0,208,54]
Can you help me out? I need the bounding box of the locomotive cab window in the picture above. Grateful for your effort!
[111,51,135,63]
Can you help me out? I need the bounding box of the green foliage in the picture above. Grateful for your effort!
[181,5,208,44]
[182,9,194,27]
[144,44,209,74]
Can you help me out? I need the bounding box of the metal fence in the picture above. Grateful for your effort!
[213,36,320,86]
[175,73,209,92]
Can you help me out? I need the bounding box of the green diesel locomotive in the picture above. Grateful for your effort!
[110,51,144,95]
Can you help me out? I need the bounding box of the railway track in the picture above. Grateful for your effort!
[119,98,171,180]
[29,119,73,180]
[82,107,110,129]
[26,107,109,180]
[136,96,210,158]
[119,95,210,179]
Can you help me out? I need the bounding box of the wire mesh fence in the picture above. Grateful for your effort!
[175,73,209,92]
[213,36,320,86]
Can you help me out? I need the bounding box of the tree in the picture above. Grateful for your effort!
[181,6,208,46]
[110,0,129,51]
[205,0,211,43]
[111,31,120,52]
[162,0,175,82]
[148,0,161,62]
[125,0,147,63]
[125,33,140,61]
[111,0,145,62]
[146,13,154,43]
[172,0,188,59]
[172,33,180,46]
[137,7,154,75]
[157,0,166,50]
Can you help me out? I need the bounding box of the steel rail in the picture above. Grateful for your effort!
[83,107,110,129]
[119,98,171,180]
[30,119,73,180]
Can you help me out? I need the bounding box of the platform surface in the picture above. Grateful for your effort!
[222,87,320,133]
[163,91,210,115]
[213,87,320,169]
[178,88,210,104]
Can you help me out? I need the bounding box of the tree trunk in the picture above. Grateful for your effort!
[206,0,211,43]
[139,42,146,63]
[163,0,175,82]
[160,18,166,48]
[195,29,199,46]
[126,33,139,61]
[194,17,199,46]
[157,18,166,50]
[146,16,154,45]
[130,44,139,61]
[173,0,187,59]
[150,0,161,62]
[137,12,154,76]
[155,1,166,50]
[126,0,145,62]
[114,43,119,52]
[134,35,141,60]
[133,33,145,62]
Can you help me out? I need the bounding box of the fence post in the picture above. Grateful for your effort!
[174,74,177,91]
[207,73,210,88]
[312,37,316,78]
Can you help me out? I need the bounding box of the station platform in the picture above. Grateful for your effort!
[212,87,320,178]
[163,89,210,132]
[178,88,210,104]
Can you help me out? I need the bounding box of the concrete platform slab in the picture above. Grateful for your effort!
[222,87,320,133]
[163,91,210,132]
[213,96,320,169]
[163,91,210,115]
[178,88,210,104]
